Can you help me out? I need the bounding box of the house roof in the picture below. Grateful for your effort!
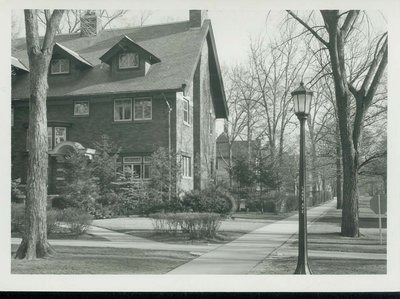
[54,43,93,68]
[11,56,29,72]
[12,19,228,118]
[216,133,259,158]
[99,35,161,65]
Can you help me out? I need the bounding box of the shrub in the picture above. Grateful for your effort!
[149,212,222,239]
[11,203,25,233]
[150,213,180,235]
[11,204,63,235]
[58,208,93,235]
[46,209,62,235]
[11,178,25,203]
[180,188,232,215]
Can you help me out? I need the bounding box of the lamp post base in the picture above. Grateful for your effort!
[294,260,313,274]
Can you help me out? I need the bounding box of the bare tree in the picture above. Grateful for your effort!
[36,10,128,34]
[287,10,388,237]
[15,9,64,259]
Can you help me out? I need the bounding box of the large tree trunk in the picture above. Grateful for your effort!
[15,9,63,259]
[15,54,55,259]
[322,11,360,237]
[335,123,343,209]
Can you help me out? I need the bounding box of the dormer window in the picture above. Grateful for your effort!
[50,58,70,75]
[119,53,139,69]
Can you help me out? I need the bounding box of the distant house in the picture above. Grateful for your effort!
[216,132,259,185]
[11,10,228,194]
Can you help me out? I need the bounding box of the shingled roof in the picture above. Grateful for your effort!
[12,19,228,118]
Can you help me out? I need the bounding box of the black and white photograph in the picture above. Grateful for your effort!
[2,0,400,293]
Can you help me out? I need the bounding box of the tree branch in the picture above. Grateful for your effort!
[287,10,329,47]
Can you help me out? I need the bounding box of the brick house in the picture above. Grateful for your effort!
[11,10,228,194]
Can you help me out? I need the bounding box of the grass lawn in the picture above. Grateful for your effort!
[11,244,195,274]
[12,232,108,242]
[115,229,244,245]
[256,256,386,274]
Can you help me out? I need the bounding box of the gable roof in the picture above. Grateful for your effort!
[99,35,161,65]
[11,56,29,72]
[54,43,93,68]
[12,19,227,118]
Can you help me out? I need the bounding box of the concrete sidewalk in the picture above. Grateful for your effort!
[168,199,336,274]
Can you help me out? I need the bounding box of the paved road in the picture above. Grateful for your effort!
[168,200,336,274]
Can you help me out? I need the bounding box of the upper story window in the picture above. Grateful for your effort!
[74,101,89,116]
[134,98,152,120]
[118,53,139,69]
[114,99,132,122]
[183,97,190,125]
[50,58,70,75]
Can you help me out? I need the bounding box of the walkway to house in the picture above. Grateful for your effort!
[167,199,337,274]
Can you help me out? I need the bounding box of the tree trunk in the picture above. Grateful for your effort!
[335,123,343,209]
[15,55,55,259]
[15,9,63,259]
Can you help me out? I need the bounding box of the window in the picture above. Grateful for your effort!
[114,99,132,121]
[119,53,139,69]
[11,107,13,127]
[182,156,192,178]
[123,156,151,180]
[183,97,190,124]
[50,58,70,74]
[74,101,89,116]
[134,98,152,120]
[209,112,213,134]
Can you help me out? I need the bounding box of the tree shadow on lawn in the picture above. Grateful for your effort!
[316,216,386,228]
[257,255,386,275]
[11,245,195,274]
[116,229,244,245]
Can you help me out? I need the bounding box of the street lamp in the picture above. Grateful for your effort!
[291,81,313,274]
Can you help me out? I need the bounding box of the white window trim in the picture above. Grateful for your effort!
[123,156,152,180]
[50,58,70,75]
[114,98,132,122]
[118,52,139,69]
[134,97,152,121]
[183,97,190,125]
[74,100,90,116]
[182,155,192,178]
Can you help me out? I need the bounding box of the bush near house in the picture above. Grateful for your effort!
[150,212,222,239]
[11,204,92,236]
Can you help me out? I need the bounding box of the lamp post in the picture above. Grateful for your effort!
[291,82,313,275]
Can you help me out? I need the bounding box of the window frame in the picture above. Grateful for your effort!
[183,97,190,125]
[73,100,90,116]
[50,58,70,75]
[122,155,152,180]
[118,52,139,70]
[114,98,132,122]
[134,97,152,121]
[182,155,192,178]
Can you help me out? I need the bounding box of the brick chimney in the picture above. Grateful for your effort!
[189,10,208,28]
[80,10,102,37]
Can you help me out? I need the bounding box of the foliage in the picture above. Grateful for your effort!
[11,178,25,203]
[180,186,233,215]
[61,151,100,212]
[58,208,93,235]
[150,213,222,239]
[232,155,257,188]
[46,209,61,235]
[91,134,120,194]
[149,147,181,200]
[11,204,25,234]
[11,204,66,236]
